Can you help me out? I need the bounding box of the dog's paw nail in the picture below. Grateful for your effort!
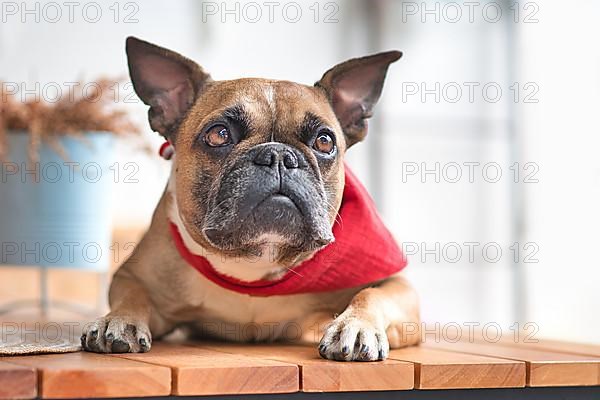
[320,316,389,361]
[318,345,328,356]
[111,339,131,353]
[139,337,150,351]
[106,332,114,341]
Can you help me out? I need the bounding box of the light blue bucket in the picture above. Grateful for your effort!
[0,131,114,271]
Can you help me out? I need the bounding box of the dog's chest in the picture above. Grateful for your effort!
[164,265,319,324]
[154,264,355,341]
[201,279,315,324]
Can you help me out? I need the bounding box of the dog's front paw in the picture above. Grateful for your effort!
[81,315,151,353]
[319,315,389,361]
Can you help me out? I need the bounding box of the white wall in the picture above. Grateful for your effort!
[377,1,515,327]
[517,1,600,344]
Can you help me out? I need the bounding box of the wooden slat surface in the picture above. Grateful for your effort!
[2,340,599,396]
[528,339,600,357]
[0,360,37,399]
[467,328,600,358]
[389,346,526,389]
[115,343,298,395]
[429,340,600,387]
[201,342,414,392]
[498,337,600,358]
[4,351,171,399]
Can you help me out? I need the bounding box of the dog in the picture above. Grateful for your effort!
[81,37,420,361]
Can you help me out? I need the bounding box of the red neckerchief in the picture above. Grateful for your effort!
[169,167,407,296]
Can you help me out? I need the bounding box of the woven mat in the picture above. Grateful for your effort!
[0,338,81,356]
[0,326,82,355]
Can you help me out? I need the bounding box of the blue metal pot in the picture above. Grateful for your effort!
[0,131,114,271]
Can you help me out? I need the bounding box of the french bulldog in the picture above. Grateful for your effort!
[81,37,420,361]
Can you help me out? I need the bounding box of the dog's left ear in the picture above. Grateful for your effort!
[315,51,402,147]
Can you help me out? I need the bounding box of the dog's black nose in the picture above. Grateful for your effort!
[253,144,301,169]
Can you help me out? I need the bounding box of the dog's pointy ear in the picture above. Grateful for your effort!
[126,36,212,139]
[315,51,402,148]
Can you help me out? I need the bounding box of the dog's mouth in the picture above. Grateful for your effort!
[261,193,299,210]
[200,183,334,261]
[253,191,302,217]
[202,190,305,248]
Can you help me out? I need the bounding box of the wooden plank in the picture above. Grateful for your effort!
[0,360,37,399]
[429,340,600,387]
[4,351,171,399]
[202,342,414,392]
[389,346,525,389]
[501,337,600,358]
[114,343,298,396]
[467,328,600,357]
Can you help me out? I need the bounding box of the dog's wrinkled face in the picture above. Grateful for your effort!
[176,79,342,263]
[126,37,400,265]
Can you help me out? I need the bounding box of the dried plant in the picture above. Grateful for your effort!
[0,78,141,163]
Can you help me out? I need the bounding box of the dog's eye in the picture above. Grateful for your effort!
[313,131,335,154]
[204,125,232,147]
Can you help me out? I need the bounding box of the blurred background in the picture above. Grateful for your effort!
[0,0,598,344]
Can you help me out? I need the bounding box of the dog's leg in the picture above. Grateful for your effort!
[81,269,168,353]
[319,274,420,361]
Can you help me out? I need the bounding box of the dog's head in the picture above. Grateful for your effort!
[126,37,400,266]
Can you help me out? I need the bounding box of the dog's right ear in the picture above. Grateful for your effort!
[126,36,212,139]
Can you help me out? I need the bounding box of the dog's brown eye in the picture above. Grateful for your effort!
[204,125,231,147]
[313,132,335,154]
